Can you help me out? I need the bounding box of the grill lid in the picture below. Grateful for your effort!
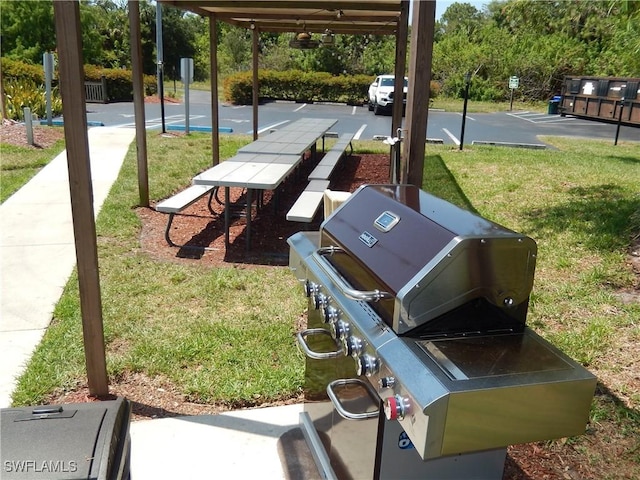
[320,185,537,334]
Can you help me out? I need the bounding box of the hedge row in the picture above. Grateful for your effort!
[83,64,157,101]
[1,57,157,102]
[223,70,374,105]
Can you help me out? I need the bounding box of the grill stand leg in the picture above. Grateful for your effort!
[299,412,338,480]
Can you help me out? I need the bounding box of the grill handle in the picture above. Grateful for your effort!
[297,328,343,359]
[327,379,380,420]
[315,247,392,302]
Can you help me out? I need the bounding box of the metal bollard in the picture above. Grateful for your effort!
[24,107,34,145]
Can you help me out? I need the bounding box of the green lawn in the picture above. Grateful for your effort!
[8,131,640,477]
[1,138,66,203]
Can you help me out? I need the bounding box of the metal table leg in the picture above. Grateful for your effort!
[224,186,230,248]
[246,188,253,251]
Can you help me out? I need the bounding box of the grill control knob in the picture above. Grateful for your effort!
[314,293,328,311]
[356,354,379,377]
[378,376,396,389]
[330,319,350,340]
[342,336,363,357]
[323,306,339,324]
[384,395,409,420]
[304,280,318,298]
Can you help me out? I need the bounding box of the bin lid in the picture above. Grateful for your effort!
[1,398,129,480]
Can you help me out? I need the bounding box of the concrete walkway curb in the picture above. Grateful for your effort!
[0,127,135,407]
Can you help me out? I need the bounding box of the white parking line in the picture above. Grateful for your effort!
[293,103,307,112]
[506,112,543,123]
[112,114,202,129]
[532,117,576,124]
[506,112,577,124]
[455,112,476,121]
[256,120,290,134]
[351,106,357,115]
[442,128,460,145]
[354,124,367,140]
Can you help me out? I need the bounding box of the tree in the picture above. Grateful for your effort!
[437,2,487,40]
[155,5,203,80]
[218,26,252,74]
[1,1,56,63]
[88,0,131,68]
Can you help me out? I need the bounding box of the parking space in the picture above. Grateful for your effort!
[86,91,639,146]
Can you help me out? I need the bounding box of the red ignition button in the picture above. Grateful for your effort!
[384,395,400,420]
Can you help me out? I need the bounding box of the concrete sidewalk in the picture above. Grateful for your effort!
[0,127,135,407]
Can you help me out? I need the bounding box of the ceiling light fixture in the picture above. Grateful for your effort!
[289,31,319,49]
[321,29,335,47]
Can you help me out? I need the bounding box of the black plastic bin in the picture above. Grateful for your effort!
[1,397,131,480]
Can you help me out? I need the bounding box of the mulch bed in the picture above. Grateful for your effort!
[137,151,392,267]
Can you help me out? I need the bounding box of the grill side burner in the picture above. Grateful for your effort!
[289,185,596,479]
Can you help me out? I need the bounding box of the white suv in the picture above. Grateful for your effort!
[368,75,408,115]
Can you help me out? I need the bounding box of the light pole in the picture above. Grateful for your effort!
[459,71,471,151]
[156,2,166,133]
[614,97,625,146]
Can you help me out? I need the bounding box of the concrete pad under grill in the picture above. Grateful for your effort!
[129,404,321,480]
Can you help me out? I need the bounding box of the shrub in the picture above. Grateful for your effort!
[84,65,157,101]
[1,58,157,107]
[3,79,63,121]
[223,69,373,105]
[1,57,44,84]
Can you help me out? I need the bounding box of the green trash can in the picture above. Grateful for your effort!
[548,96,561,114]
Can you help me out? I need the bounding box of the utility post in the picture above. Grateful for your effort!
[459,72,471,151]
[156,2,166,133]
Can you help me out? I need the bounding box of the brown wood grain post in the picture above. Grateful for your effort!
[391,0,409,181]
[53,0,108,397]
[210,13,220,166]
[252,26,259,141]
[128,0,149,207]
[402,0,436,187]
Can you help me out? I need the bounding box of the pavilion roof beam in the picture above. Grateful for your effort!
[168,1,401,11]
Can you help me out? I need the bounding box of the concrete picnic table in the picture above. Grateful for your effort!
[192,118,338,251]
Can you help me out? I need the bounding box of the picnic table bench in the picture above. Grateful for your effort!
[155,118,339,251]
[287,133,354,223]
[285,180,330,223]
[155,184,217,248]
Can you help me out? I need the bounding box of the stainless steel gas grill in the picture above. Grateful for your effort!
[288,184,596,480]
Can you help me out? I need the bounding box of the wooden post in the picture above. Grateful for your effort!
[210,13,220,166]
[100,75,108,103]
[391,0,409,181]
[0,57,7,120]
[53,0,108,397]
[401,0,436,187]
[252,26,259,141]
[128,0,149,207]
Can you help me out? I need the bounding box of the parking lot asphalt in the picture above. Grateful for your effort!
[86,89,639,147]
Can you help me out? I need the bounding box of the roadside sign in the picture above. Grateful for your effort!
[509,76,519,89]
[180,58,194,84]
